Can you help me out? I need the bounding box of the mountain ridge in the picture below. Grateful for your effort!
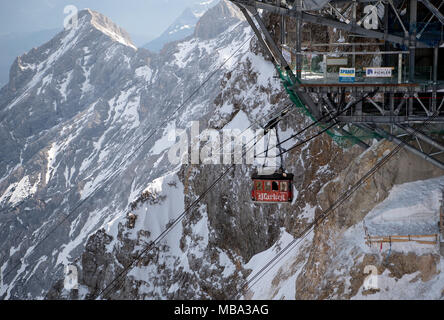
[143,0,219,52]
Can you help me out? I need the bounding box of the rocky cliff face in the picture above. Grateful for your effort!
[194,0,244,40]
[293,141,444,300]
[2,2,444,300]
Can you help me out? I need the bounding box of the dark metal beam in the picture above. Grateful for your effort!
[361,124,444,170]
[396,124,444,152]
[301,12,411,46]
[337,115,444,124]
[235,3,280,65]
[234,1,321,119]
[409,0,418,82]
[331,0,386,3]
[433,45,439,111]
[230,0,433,47]
[434,45,439,85]
[248,6,291,69]
[296,0,302,79]
[419,0,444,25]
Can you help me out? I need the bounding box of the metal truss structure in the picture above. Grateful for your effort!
[230,0,444,169]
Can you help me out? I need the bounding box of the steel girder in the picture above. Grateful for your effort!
[230,0,437,48]
[419,0,444,25]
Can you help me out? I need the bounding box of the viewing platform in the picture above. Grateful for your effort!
[294,71,444,94]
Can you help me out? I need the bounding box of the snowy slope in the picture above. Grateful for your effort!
[365,177,444,237]
[243,229,313,300]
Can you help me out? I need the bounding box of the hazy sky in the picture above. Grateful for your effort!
[0,0,202,45]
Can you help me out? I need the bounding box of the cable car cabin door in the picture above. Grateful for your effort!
[252,179,292,203]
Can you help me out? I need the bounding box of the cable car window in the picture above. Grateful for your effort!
[280,181,288,192]
[265,181,271,191]
[255,181,263,191]
[272,181,279,191]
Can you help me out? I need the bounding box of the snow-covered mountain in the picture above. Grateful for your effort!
[1,0,444,300]
[143,0,218,52]
[0,0,248,299]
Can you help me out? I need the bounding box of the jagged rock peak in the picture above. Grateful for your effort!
[194,0,245,40]
[75,9,137,50]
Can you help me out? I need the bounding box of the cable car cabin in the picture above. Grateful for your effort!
[251,172,294,204]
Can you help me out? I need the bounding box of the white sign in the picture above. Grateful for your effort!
[365,67,393,78]
[327,58,348,66]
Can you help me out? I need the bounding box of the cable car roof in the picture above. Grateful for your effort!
[252,172,294,180]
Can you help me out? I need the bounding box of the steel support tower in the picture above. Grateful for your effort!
[230,0,444,169]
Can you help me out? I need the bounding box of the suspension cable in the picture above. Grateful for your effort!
[99,103,299,298]
[97,91,375,299]
[234,109,442,300]
[255,89,379,159]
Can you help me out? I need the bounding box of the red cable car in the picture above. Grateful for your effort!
[251,171,294,204]
[252,117,294,203]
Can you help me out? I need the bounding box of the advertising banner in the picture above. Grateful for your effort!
[339,68,355,83]
[365,67,393,78]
